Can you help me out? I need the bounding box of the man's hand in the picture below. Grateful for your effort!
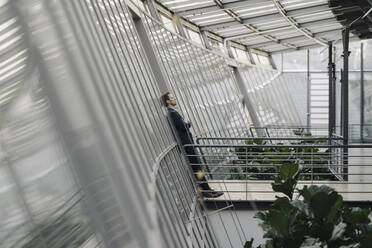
[185,120,192,128]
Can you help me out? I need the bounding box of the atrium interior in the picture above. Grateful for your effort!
[1,0,372,247]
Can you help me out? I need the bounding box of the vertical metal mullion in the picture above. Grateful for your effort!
[263,70,291,124]
[215,63,249,136]
[251,68,275,126]
[307,49,311,131]
[166,35,214,136]
[257,69,279,125]
[81,1,156,184]
[143,0,161,21]
[74,0,153,210]
[277,72,301,125]
[198,53,235,137]
[144,17,201,144]
[190,48,235,137]
[243,67,263,126]
[182,43,226,138]
[112,2,170,149]
[182,43,225,137]
[88,0,159,164]
[240,67,264,127]
[158,167,200,248]
[163,155,209,247]
[72,0,154,184]
[360,41,364,143]
[168,150,214,244]
[226,68,251,136]
[260,70,284,124]
[147,18,204,132]
[155,193,179,247]
[155,178,187,247]
[100,1,164,155]
[200,31,212,49]
[342,26,350,181]
[328,42,333,141]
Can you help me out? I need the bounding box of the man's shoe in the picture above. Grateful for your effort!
[202,191,216,198]
[212,191,224,198]
[202,191,224,198]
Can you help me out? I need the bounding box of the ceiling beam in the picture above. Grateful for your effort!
[269,36,360,54]
[200,3,333,31]
[271,0,328,46]
[222,18,339,39]
[208,0,298,50]
[176,0,264,17]
[250,28,342,47]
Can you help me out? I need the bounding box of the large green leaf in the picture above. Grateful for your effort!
[343,207,371,226]
[359,224,372,247]
[272,178,297,199]
[267,210,290,237]
[280,162,299,181]
[299,185,334,203]
[310,222,334,241]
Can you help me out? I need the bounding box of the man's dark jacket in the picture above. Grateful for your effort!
[167,107,211,191]
[167,108,193,145]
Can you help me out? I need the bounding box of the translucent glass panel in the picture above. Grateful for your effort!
[309,47,328,71]
[310,73,328,127]
[283,50,307,71]
[238,66,301,126]
[280,72,308,125]
[143,15,251,137]
[364,40,372,70]
[161,14,177,33]
[187,28,203,45]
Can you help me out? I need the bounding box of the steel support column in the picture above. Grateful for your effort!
[143,0,161,21]
[328,41,333,141]
[200,31,212,49]
[342,26,350,180]
[342,27,350,144]
[133,15,168,93]
[233,67,261,135]
[332,55,336,136]
[307,49,311,131]
[361,41,365,143]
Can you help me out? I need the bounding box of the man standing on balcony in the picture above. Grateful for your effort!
[162,92,223,198]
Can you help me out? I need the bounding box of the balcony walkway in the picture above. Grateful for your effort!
[207,147,372,202]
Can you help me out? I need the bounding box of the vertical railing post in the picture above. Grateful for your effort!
[342,26,350,180]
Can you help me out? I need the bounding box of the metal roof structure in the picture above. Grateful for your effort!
[155,0,353,53]
[330,0,372,39]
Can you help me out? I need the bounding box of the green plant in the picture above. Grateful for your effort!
[230,134,337,181]
[244,164,372,248]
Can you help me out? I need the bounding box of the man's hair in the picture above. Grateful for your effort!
[161,91,171,107]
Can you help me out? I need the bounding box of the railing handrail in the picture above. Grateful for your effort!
[196,137,343,142]
[186,144,372,149]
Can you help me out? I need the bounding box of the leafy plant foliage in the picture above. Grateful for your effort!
[229,130,337,181]
[244,164,372,248]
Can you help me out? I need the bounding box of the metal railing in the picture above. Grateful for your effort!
[187,137,372,201]
[235,124,372,143]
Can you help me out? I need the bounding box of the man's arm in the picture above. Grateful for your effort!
[169,111,188,132]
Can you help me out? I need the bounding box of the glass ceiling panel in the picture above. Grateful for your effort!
[156,0,353,53]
